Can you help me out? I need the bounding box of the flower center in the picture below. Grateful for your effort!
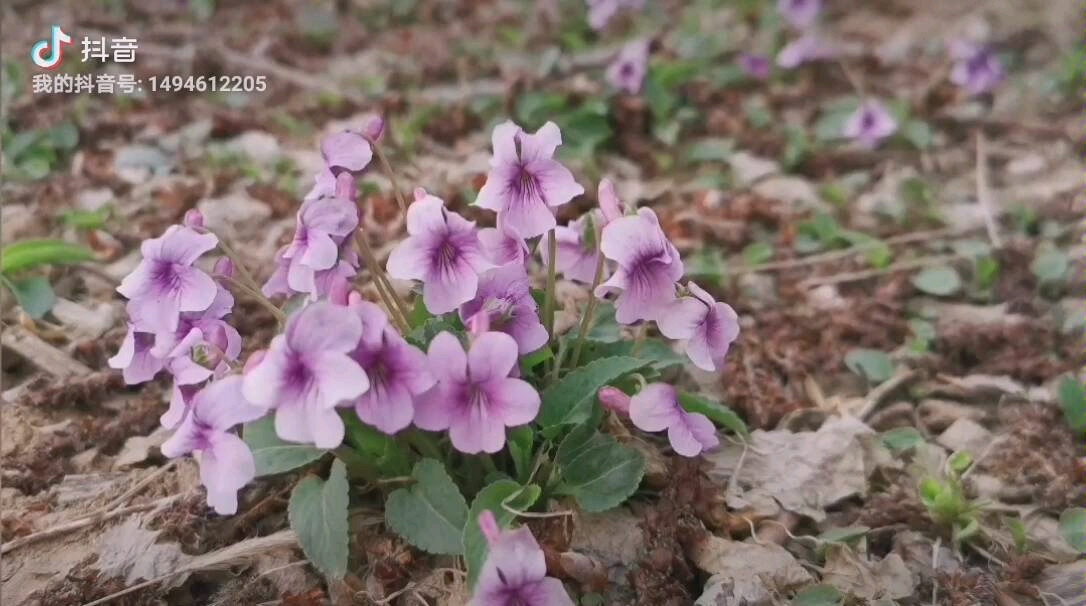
[152,261,183,294]
[284,354,315,397]
[620,62,635,77]
[436,238,460,269]
[514,164,542,204]
[861,111,876,130]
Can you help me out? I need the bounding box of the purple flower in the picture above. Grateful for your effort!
[596,178,626,226]
[949,41,1003,96]
[657,282,740,372]
[283,196,359,288]
[629,383,718,457]
[162,327,216,386]
[413,331,540,454]
[777,0,821,29]
[586,0,645,30]
[476,121,585,239]
[242,301,370,449]
[321,130,373,174]
[117,225,219,335]
[738,53,772,80]
[386,191,494,314]
[459,264,549,356]
[109,326,165,384]
[163,383,200,429]
[470,511,574,606]
[594,208,683,324]
[776,33,834,69]
[540,211,609,285]
[150,284,238,359]
[348,300,435,435]
[160,375,266,514]
[183,209,204,228]
[478,220,530,269]
[264,243,359,301]
[842,99,898,148]
[304,167,337,202]
[606,39,650,95]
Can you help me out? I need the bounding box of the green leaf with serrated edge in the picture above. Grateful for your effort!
[791,584,844,606]
[577,339,686,373]
[1,239,94,275]
[406,317,461,350]
[844,348,895,384]
[554,425,644,512]
[341,411,411,476]
[677,393,748,436]
[385,458,470,555]
[911,265,962,296]
[243,417,326,477]
[538,356,648,430]
[879,427,925,451]
[1059,508,1086,556]
[507,426,535,484]
[7,275,57,319]
[462,480,542,590]
[288,459,349,579]
[407,297,433,329]
[1057,374,1086,433]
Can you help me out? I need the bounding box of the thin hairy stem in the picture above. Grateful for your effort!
[353,232,410,332]
[543,229,558,338]
[364,136,409,214]
[567,253,606,369]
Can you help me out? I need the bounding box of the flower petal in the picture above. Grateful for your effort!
[467,332,520,382]
[314,351,370,408]
[518,121,562,163]
[656,296,707,341]
[287,301,363,355]
[385,237,430,282]
[274,401,315,444]
[422,269,480,314]
[174,266,219,313]
[487,378,541,427]
[307,406,347,449]
[427,331,469,384]
[628,383,682,432]
[154,226,219,265]
[535,160,584,208]
[488,120,521,168]
[667,411,719,457]
[410,385,455,431]
[355,382,414,435]
[242,337,289,409]
[449,403,506,454]
[200,432,256,515]
[192,375,266,430]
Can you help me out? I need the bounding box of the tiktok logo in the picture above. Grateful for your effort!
[30,25,72,70]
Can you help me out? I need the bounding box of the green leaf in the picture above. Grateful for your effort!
[405,315,461,350]
[17,155,52,180]
[844,348,895,384]
[47,122,79,150]
[577,339,686,373]
[243,418,327,477]
[7,275,56,319]
[341,412,412,477]
[814,104,858,143]
[1005,516,1029,552]
[684,137,735,163]
[742,241,774,266]
[791,584,844,606]
[519,347,553,374]
[879,427,926,451]
[538,356,648,430]
[911,265,962,296]
[462,480,542,589]
[385,458,470,555]
[1031,246,1069,283]
[902,119,935,150]
[974,256,1000,289]
[1,239,95,275]
[1058,374,1086,433]
[948,451,973,475]
[288,459,350,579]
[407,297,434,329]
[677,392,748,436]
[554,425,645,512]
[61,207,111,230]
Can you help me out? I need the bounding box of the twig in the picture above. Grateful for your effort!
[101,460,178,512]
[1,494,183,555]
[858,370,918,420]
[974,129,1003,249]
[799,253,963,288]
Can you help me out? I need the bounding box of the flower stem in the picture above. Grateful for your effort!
[364,136,409,215]
[212,231,262,293]
[353,232,410,333]
[543,229,558,339]
[567,253,606,370]
[632,323,648,356]
[222,276,286,324]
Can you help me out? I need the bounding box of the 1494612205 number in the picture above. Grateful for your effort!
[148,75,268,93]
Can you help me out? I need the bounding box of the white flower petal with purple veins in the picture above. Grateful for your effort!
[594,208,682,324]
[657,282,740,372]
[459,264,549,355]
[606,38,651,95]
[777,0,821,29]
[628,383,719,457]
[117,225,220,335]
[470,511,575,606]
[108,325,165,384]
[283,196,359,272]
[776,33,834,69]
[160,376,265,514]
[842,99,898,149]
[413,331,540,454]
[540,211,609,285]
[477,220,530,269]
[241,301,369,449]
[320,130,373,174]
[386,192,494,314]
[948,40,1003,96]
[476,121,585,238]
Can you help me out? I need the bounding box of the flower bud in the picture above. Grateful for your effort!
[478,510,501,546]
[244,349,267,373]
[413,187,428,202]
[598,386,631,415]
[327,276,352,306]
[212,257,235,279]
[347,291,364,306]
[183,209,204,229]
[362,114,385,143]
[597,179,624,225]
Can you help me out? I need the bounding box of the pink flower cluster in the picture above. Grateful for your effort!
[109,117,739,524]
